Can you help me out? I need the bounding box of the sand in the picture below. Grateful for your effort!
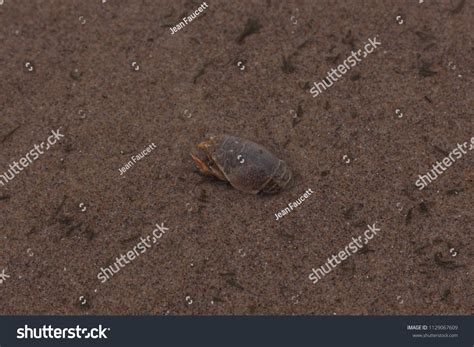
[0,0,472,315]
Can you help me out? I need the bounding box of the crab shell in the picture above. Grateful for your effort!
[191,135,292,194]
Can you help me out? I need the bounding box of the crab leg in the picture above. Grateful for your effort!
[191,154,215,177]
[208,162,227,181]
[191,154,227,181]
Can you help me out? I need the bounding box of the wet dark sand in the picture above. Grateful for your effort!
[0,0,472,315]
